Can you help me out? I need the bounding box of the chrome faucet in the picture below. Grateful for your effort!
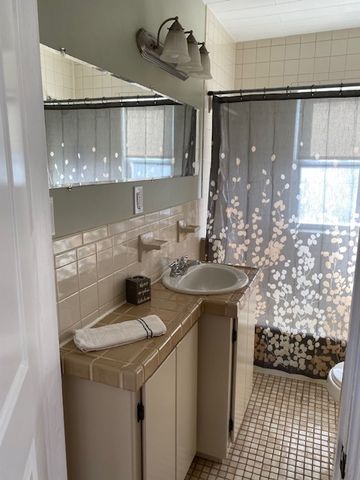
[169,256,200,277]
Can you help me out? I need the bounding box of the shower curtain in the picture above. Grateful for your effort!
[207,96,360,378]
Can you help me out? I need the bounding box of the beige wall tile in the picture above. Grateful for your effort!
[78,254,97,289]
[97,247,114,279]
[56,262,78,300]
[113,243,128,271]
[83,226,108,244]
[58,292,81,331]
[55,249,77,268]
[79,283,98,318]
[96,237,113,252]
[53,233,82,255]
[77,243,96,259]
[98,274,114,307]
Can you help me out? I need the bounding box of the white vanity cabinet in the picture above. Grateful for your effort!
[197,288,257,460]
[63,323,198,480]
[143,323,198,480]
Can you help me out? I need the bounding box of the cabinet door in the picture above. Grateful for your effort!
[176,324,198,480]
[143,350,176,480]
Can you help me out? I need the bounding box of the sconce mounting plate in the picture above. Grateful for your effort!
[136,28,189,81]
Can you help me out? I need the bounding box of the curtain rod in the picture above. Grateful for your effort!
[208,83,360,105]
[44,94,180,110]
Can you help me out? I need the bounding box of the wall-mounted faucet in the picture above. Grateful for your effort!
[138,232,167,262]
[177,219,200,242]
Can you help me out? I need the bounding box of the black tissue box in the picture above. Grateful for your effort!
[126,276,151,305]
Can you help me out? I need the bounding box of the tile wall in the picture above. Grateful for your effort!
[40,44,147,101]
[201,8,236,234]
[40,45,76,100]
[235,27,360,89]
[73,62,147,98]
[54,200,201,342]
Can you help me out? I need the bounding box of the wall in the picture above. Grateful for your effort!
[55,200,200,342]
[37,0,206,109]
[235,27,360,89]
[200,9,236,234]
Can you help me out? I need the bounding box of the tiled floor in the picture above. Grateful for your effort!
[186,372,338,480]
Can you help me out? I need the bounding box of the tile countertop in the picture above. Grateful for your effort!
[60,266,260,392]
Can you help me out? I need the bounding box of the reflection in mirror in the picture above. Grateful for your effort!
[40,45,198,188]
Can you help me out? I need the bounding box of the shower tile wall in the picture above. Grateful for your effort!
[235,27,360,89]
[201,7,236,235]
[54,200,201,342]
[40,45,76,100]
[40,44,146,101]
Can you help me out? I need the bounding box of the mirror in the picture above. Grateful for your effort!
[40,45,199,188]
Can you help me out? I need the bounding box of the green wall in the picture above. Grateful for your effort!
[50,176,199,238]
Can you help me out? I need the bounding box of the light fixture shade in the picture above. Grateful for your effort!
[177,32,202,72]
[190,44,212,79]
[160,19,190,64]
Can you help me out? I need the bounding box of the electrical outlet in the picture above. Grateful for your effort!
[134,186,144,214]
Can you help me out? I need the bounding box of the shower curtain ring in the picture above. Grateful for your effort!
[263,87,266,99]
[339,82,343,96]
[240,90,243,101]
[311,85,315,97]
[286,85,290,97]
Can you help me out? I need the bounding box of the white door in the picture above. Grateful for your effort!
[0,0,67,479]
[333,238,360,480]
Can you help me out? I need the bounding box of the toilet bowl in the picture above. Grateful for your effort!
[327,362,344,402]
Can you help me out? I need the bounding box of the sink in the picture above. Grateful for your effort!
[162,263,248,295]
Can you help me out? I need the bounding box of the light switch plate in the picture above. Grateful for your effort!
[134,185,144,214]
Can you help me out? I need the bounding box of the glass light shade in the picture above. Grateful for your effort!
[190,44,212,79]
[160,19,190,64]
[177,33,202,72]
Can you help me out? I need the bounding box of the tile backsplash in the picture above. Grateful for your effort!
[54,200,201,342]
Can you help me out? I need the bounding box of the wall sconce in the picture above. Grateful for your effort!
[136,16,212,81]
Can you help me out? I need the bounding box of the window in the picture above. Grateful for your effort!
[298,161,360,227]
[125,106,175,180]
[296,99,360,228]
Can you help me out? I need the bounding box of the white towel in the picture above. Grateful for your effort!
[74,315,167,352]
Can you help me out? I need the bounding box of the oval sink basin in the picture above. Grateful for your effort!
[162,263,248,295]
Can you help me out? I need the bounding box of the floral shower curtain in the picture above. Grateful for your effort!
[207,96,360,378]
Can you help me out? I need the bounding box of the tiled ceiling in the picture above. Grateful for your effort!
[203,0,360,41]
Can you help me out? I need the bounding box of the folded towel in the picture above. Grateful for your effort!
[74,315,167,352]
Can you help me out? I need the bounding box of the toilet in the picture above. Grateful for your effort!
[327,362,344,402]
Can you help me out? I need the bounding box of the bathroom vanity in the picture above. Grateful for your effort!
[60,266,260,480]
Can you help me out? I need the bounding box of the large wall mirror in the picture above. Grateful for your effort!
[41,44,202,237]
[41,45,200,190]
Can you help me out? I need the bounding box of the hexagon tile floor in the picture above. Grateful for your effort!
[186,371,338,480]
